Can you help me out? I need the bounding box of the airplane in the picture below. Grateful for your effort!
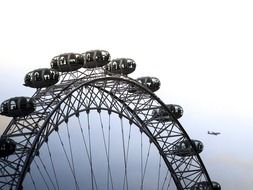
[208,131,221,136]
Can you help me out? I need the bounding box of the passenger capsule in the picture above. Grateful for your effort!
[129,76,161,93]
[24,68,59,88]
[51,53,84,72]
[190,181,221,190]
[105,58,136,75]
[172,139,203,157]
[0,138,16,158]
[82,50,110,68]
[153,104,183,122]
[0,97,35,117]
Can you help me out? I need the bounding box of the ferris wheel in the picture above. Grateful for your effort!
[0,50,221,190]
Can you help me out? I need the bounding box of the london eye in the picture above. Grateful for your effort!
[0,50,221,190]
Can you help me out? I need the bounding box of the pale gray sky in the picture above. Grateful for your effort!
[1,0,253,189]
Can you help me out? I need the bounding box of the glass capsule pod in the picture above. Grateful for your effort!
[82,50,111,68]
[0,97,35,117]
[190,181,221,190]
[105,58,136,75]
[172,139,203,157]
[128,76,161,93]
[50,53,84,72]
[24,68,59,88]
[153,104,183,122]
[0,138,16,158]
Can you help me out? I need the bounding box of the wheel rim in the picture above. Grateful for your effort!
[1,69,214,190]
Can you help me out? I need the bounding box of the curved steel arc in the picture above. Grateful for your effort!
[2,75,87,136]
[0,76,94,188]
[16,76,213,190]
[31,85,183,189]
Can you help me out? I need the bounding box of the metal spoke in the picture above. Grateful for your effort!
[56,131,79,190]
[120,117,129,190]
[28,172,37,190]
[98,113,114,190]
[161,170,169,190]
[157,155,161,190]
[77,115,98,190]
[33,159,50,190]
[166,174,172,190]
[140,142,151,190]
[107,113,114,190]
[87,113,98,190]
[46,142,60,190]
[66,122,77,184]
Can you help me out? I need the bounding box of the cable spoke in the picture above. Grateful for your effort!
[66,122,77,184]
[77,115,98,190]
[140,132,143,190]
[28,172,37,190]
[161,170,169,190]
[33,159,50,190]
[46,142,60,190]
[37,155,57,190]
[99,113,114,190]
[140,142,151,190]
[157,155,161,190]
[120,117,129,190]
[56,131,80,190]
[87,112,98,190]
[166,174,172,190]
[107,113,114,190]
[126,124,132,164]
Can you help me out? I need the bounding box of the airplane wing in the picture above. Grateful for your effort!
[208,131,220,135]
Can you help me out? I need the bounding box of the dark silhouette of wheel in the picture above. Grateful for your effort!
[0,50,220,190]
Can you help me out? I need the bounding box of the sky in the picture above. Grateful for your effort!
[0,0,253,189]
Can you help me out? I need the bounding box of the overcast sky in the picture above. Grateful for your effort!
[0,0,253,189]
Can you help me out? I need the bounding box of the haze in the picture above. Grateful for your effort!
[0,0,253,189]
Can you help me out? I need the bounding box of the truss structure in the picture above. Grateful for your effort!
[0,67,214,190]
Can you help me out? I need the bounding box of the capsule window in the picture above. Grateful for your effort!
[137,79,142,83]
[0,104,3,113]
[199,143,203,150]
[169,105,176,113]
[86,53,91,61]
[44,74,50,80]
[29,73,33,80]
[50,62,54,68]
[10,101,16,110]
[33,72,38,80]
[19,98,27,109]
[146,79,152,86]
[75,54,81,59]
[0,143,6,151]
[69,58,75,64]
[2,102,8,112]
[112,62,117,69]
[152,78,159,84]
[44,70,49,80]
[101,51,107,58]
[50,70,57,79]
[25,72,32,82]
[180,142,186,149]
[51,58,57,68]
[59,57,66,65]
[25,98,30,102]
[25,76,30,83]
